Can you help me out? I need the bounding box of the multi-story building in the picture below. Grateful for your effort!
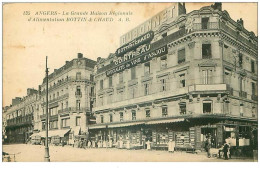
[91,3,258,151]
[32,53,96,144]
[4,88,38,143]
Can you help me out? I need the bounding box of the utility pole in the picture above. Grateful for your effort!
[44,56,50,162]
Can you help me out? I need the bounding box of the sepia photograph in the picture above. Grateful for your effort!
[1,1,258,164]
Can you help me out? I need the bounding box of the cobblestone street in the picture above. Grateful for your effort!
[2,144,254,162]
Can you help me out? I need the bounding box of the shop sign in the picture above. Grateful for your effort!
[106,45,167,76]
[115,31,154,57]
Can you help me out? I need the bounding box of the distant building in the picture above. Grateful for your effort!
[90,3,258,151]
[4,88,38,143]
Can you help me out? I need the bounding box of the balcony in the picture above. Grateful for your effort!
[40,114,47,120]
[188,84,227,93]
[58,107,90,114]
[6,119,33,128]
[49,114,58,121]
[75,91,82,98]
[239,91,247,98]
[251,95,258,101]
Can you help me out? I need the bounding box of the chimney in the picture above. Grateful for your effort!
[78,53,83,58]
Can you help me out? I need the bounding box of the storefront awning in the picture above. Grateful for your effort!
[108,122,145,128]
[88,125,107,129]
[146,118,185,125]
[31,129,71,138]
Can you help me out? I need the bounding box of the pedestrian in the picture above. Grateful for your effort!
[146,140,151,150]
[109,139,113,148]
[223,141,229,160]
[83,139,87,149]
[168,139,175,153]
[88,140,91,148]
[205,137,211,158]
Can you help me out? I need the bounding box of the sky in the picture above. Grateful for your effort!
[2,2,257,107]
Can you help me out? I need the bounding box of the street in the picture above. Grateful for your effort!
[2,144,254,162]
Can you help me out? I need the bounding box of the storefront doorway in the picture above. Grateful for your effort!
[201,127,217,148]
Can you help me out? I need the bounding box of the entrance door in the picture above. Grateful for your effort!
[201,127,217,148]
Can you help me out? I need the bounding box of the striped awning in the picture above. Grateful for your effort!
[30,129,70,138]
[146,118,185,125]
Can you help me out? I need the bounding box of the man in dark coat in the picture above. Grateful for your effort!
[223,141,229,160]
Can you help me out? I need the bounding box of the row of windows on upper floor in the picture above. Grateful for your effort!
[98,99,256,123]
[41,116,81,130]
[98,44,256,90]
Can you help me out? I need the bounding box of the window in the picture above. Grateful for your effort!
[100,96,103,106]
[57,92,59,97]
[109,76,113,87]
[76,117,81,126]
[76,72,81,80]
[62,118,69,128]
[129,87,136,99]
[203,101,212,114]
[202,69,213,84]
[101,115,104,123]
[90,74,94,82]
[161,79,166,92]
[240,104,244,116]
[119,72,123,83]
[144,62,150,75]
[161,55,167,69]
[224,70,231,84]
[66,101,68,108]
[144,83,149,96]
[202,44,211,59]
[252,82,256,96]
[239,53,243,67]
[132,110,136,120]
[109,114,113,123]
[53,94,55,99]
[50,121,58,129]
[61,103,63,110]
[107,93,113,104]
[42,122,46,130]
[202,17,209,29]
[251,60,255,73]
[100,80,103,90]
[162,106,168,117]
[76,100,80,110]
[179,102,186,115]
[76,86,81,95]
[178,48,186,64]
[146,109,150,118]
[131,67,136,80]
[179,74,186,87]
[162,32,167,38]
[120,112,124,121]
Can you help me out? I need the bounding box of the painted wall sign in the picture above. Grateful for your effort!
[115,31,154,57]
[106,45,167,76]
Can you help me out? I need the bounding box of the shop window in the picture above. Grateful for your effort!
[76,72,81,80]
[161,79,166,92]
[120,112,124,121]
[160,55,167,69]
[179,74,186,87]
[109,76,113,87]
[203,101,212,114]
[131,67,136,80]
[100,80,103,90]
[132,110,136,120]
[202,69,213,84]
[202,17,209,29]
[76,117,81,126]
[144,62,150,75]
[144,83,149,96]
[178,48,186,64]
[100,115,104,123]
[202,44,212,59]
[162,106,168,117]
[179,102,186,115]
[109,114,113,123]
[145,109,150,118]
[251,60,255,73]
[119,72,123,83]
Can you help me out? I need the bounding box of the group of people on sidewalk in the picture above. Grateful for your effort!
[204,134,231,160]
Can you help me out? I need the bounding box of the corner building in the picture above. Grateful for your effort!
[32,53,96,145]
[91,3,258,152]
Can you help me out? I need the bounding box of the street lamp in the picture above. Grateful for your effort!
[44,56,50,162]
